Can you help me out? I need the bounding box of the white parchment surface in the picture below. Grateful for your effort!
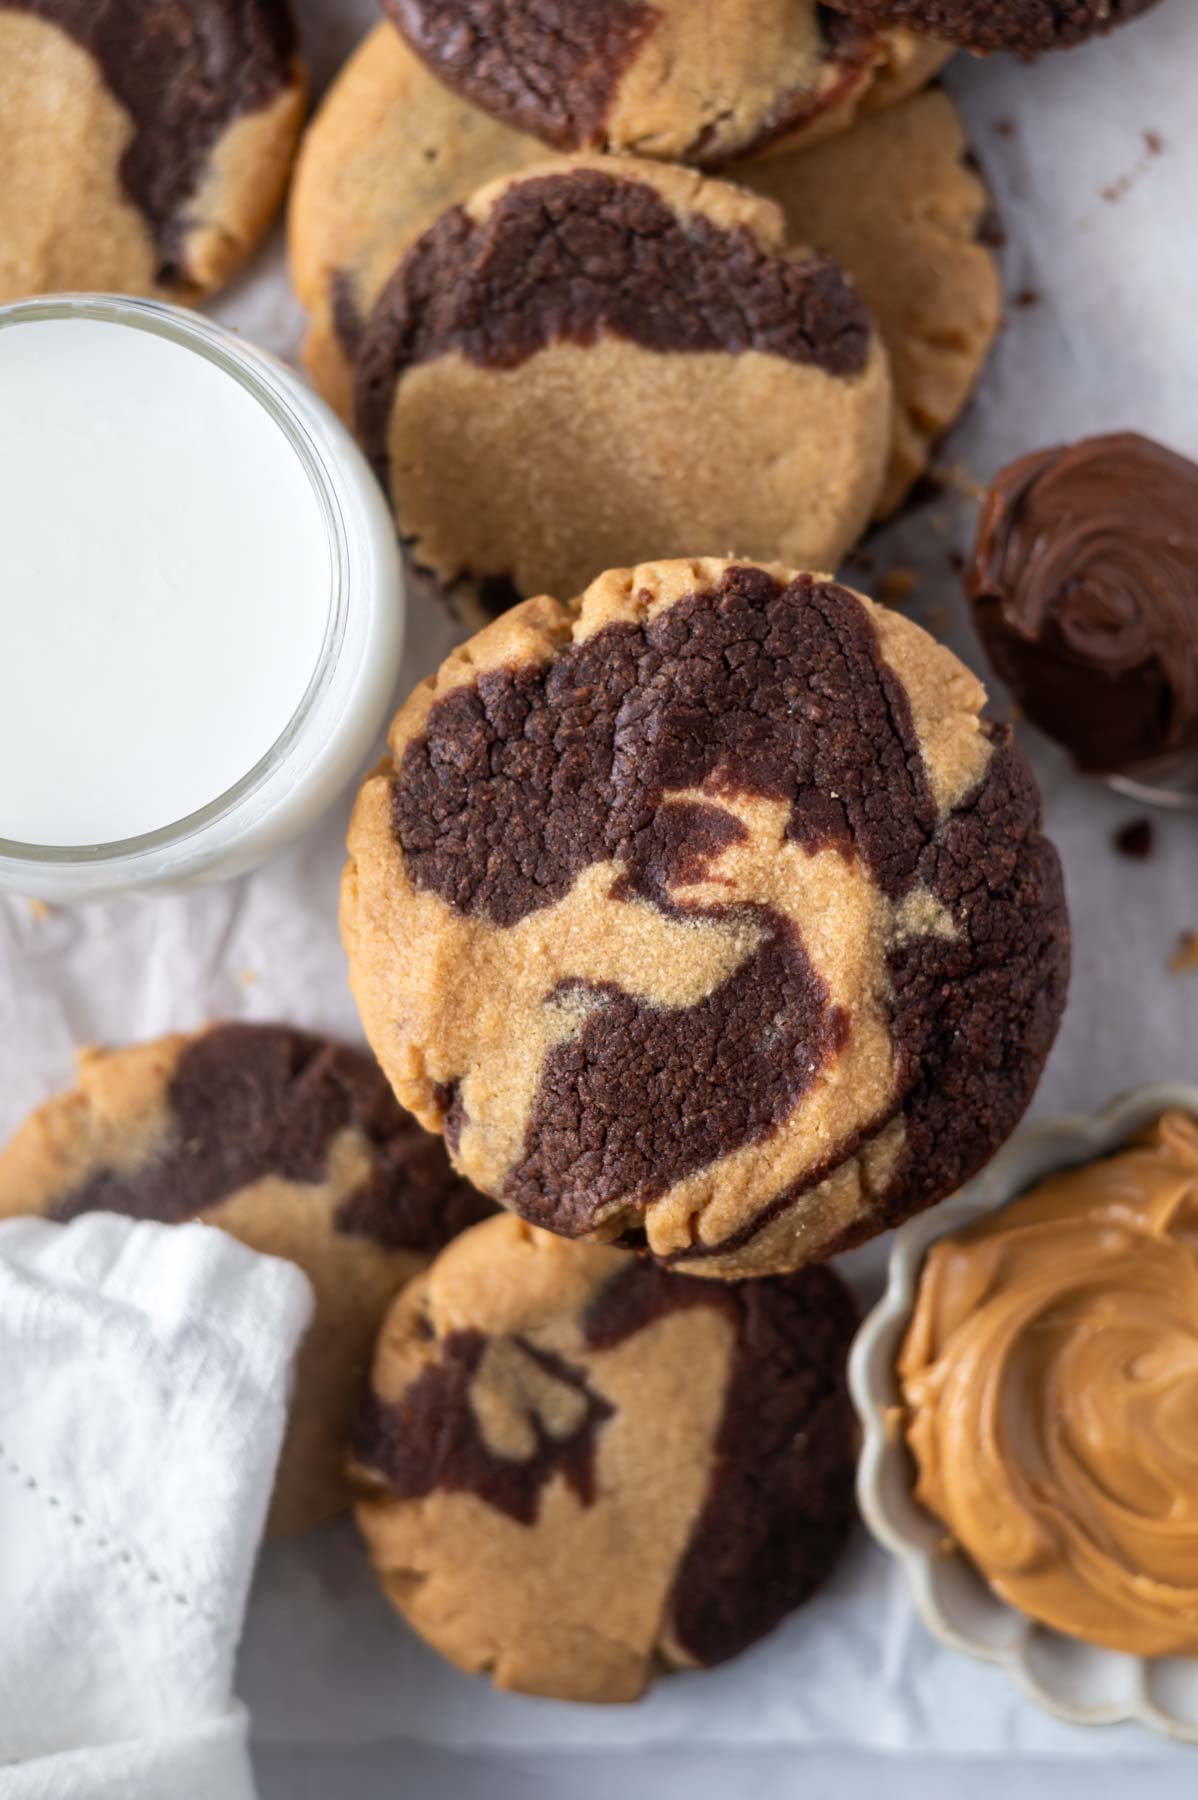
[3,0,1197,1759]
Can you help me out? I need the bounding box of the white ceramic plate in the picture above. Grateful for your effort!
[849,1084,1198,1743]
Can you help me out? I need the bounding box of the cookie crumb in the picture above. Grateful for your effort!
[25,898,52,922]
[1103,133,1166,204]
[947,549,965,575]
[903,471,947,512]
[879,567,917,602]
[1170,932,1198,975]
[240,969,259,987]
[1113,818,1154,861]
[930,462,985,503]
[923,603,950,638]
[993,117,1016,139]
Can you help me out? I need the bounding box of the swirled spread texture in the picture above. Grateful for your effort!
[967,432,1198,775]
[901,1112,1198,1658]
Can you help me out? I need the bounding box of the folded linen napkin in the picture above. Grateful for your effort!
[0,1213,314,1799]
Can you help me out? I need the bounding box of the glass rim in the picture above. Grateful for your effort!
[0,293,350,867]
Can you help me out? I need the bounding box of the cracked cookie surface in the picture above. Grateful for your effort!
[342,556,1069,1278]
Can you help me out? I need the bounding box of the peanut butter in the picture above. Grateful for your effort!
[900,1113,1198,1658]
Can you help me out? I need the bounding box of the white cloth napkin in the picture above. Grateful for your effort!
[0,1213,314,1799]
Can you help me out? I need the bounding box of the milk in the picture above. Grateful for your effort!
[0,315,334,846]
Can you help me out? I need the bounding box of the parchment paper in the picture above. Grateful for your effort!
[3,0,1196,1759]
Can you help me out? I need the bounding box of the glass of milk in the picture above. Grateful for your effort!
[0,294,403,901]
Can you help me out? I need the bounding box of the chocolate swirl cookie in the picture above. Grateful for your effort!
[355,156,892,615]
[352,1212,859,1700]
[342,556,1070,1279]
[819,0,1160,53]
[0,1023,492,1534]
[968,432,1198,775]
[382,0,947,169]
[0,0,306,304]
[291,31,996,521]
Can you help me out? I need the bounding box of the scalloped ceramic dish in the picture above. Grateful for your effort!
[850,1084,1198,1743]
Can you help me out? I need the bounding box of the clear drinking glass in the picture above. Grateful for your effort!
[0,294,404,901]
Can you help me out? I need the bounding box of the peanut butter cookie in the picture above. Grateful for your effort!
[0,1023,492,1533]
[354,156,892,614]
[0,0,305,304]
[342,557,1069,1279]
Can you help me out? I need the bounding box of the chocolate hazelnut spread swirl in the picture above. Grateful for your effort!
[901,1113,1198,1659]
[968,432,1198,774]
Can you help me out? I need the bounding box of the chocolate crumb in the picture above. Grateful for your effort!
[1170,931,1198,975]
[1113,818,1155,861]
[1145,130,1164,155]
[1013,287,1040,308]
[993,118,1016,138]
[902,470,948,513]
[879,568,917,602]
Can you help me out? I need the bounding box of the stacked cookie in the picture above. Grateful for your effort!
[337,552,1070,1695]
[289,3,1000,619]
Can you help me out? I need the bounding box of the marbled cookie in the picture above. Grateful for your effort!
[342,557,1069,1279]
[739,89,1000,514]
[0,1023,492,1534]
[355,156,892,613]
[289,23,548,421]
[291,33,994,520]
[820,0,1160,54]
[0,0,306,305]
[352,1213,858,1701]
[384,0,948,167]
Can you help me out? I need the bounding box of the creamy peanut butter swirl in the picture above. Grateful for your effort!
[900,1113,1198,1658]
